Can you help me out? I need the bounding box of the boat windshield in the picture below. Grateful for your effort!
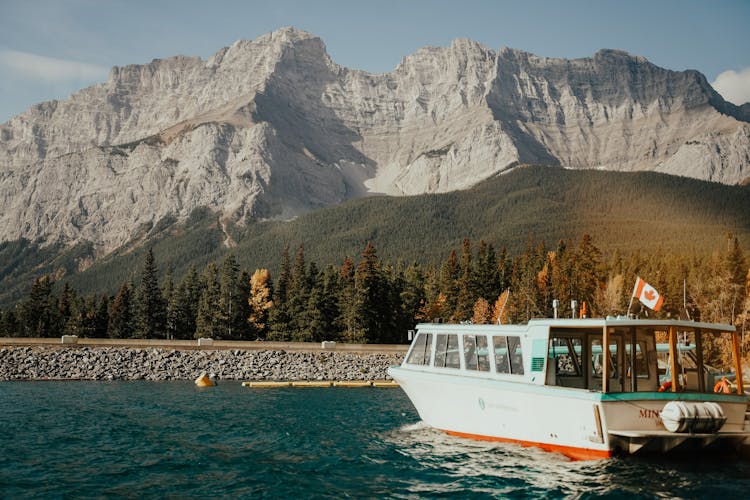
[545,325,742,394]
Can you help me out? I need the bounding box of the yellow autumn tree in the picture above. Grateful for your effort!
[417,293,447,323]
[248,269,273,335]
[472,297,492,324]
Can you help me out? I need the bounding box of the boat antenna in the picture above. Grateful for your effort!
[683,279,692,321]
[496,289,510,324]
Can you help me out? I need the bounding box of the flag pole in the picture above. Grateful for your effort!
[627,276,639,317]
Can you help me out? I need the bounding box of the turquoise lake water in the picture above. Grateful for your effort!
[2,381,750,498]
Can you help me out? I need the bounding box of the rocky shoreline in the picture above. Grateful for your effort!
[0,346,404,381]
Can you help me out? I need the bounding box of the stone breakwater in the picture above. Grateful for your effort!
[0,347,404,381]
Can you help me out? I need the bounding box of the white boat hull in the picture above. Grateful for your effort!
[389,366,749,459]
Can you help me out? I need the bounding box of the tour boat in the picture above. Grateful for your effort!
[388,318,750,459]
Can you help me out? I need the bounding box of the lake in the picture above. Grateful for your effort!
[1,381,749,498]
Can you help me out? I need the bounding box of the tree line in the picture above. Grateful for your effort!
[1,234,748,351]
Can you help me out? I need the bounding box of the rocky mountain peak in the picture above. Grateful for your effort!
[0,28,748,254]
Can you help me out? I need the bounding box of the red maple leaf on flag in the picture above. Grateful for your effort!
[644,289,656,301]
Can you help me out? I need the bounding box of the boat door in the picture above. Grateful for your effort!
[589,333,624,392]
[589,329,659,393]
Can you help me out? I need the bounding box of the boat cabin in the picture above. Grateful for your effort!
[405,318,744,395]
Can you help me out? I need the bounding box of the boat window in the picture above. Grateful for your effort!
[435,334,461,369]
[464,334,490,372]
[633,340,650,378]
[590,337,617,379]
[509,336,524,375]
[549,337,582,376]
[494,336,524,375]
[406,332,433,366]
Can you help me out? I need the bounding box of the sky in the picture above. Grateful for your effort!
[1,0,749,123]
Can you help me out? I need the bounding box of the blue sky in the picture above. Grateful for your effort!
[1,0,749,123]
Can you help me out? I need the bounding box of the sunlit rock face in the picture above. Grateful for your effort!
[1,27,748,251]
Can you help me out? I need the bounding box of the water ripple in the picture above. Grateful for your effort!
[1,381,749,498]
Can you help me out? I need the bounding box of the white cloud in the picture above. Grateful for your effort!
[711,68,750,106]
[0,49,108,83]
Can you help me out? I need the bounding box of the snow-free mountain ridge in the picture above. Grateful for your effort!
[1,27,748,253]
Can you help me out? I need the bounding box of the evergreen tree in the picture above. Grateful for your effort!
[94,295,110,337]
[439,250,459,321]
[337,257,357,341]
[235,270,253,340]
[453,238,475,322]
[195,263,221,339]
[268,247,292,341]
[58,283,74,335]
[218,254,246,340]
[109,282,134,339]
[177,265,202,339]
[475,241,500,302]
[288,245,311,340]
[399,263,426,335]
[134,249,166,338]
[726,237,747,323]
[20,276,56,337]
[318,265,342,341]
[571,234,602,316]
[354,242,390,343]
[0,308,21,336]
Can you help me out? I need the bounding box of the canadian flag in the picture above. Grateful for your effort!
[632,277,664,311]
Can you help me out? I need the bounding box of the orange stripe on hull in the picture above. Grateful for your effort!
[442,429,612,461]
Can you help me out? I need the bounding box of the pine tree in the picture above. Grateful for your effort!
[288,245,311,340]
[218,254,244,340]
[475,241,500,302]
[21,276,56,337]
[337,257,357,341]
[195,263,221,339]
[134,249,166,338]
[726,237,747,324]
[439,249,459,321]
[318,265,342,341]
[58,283,74,335]
[109,282,134,338]
[353,242,389,343]
[235,270,253,340]
[571,234,602,316]
[0,308,20,336]
[453,238,475,322]
[399,263,426,334]
[268,247,292,341]
[94,295,110,337]
[181,265,202,338]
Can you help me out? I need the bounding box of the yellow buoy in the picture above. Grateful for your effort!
[242,381,292,388]
[290,381,332,387]
[372,380,399,387]
[194,372,215,387]
[333,381,373,387]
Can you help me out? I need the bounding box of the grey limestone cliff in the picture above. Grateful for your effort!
[1,27,748,252]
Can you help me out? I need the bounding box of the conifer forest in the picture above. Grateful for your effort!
[2,233,748,363]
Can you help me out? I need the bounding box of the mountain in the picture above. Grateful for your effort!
[1,27,749,256]
[1,165,748,308]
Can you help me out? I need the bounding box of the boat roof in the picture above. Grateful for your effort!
[415,318,736,333]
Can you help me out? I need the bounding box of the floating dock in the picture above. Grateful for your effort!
[241,380,398,388]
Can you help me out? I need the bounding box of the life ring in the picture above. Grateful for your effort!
[658,381,672,392]
[713,376,731,394]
